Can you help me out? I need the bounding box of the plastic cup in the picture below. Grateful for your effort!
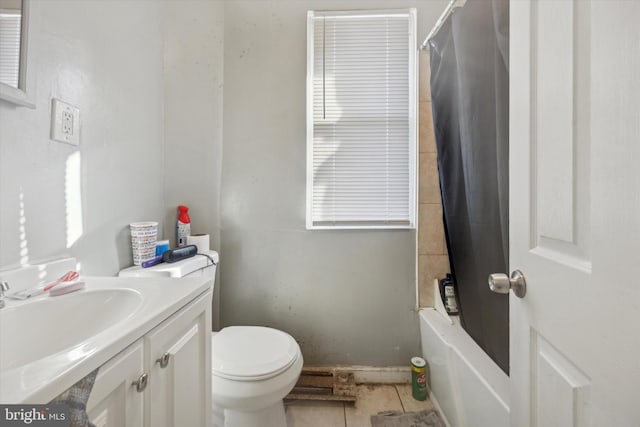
[130,221,158,265]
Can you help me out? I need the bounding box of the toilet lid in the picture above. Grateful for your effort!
[213,326,300,381]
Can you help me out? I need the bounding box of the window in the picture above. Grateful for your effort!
[0,9,22,88]
[306,9,417,229]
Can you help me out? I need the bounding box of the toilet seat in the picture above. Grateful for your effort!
[213,326,300,381]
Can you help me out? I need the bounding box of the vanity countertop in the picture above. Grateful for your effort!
[0,275,212,404]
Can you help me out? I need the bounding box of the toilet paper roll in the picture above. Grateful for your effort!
[187,234,210,254]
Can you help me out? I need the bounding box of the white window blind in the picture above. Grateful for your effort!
[306,10,417,229]
[0,11,22,88]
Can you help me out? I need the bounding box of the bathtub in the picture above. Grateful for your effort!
[419,309,510,427]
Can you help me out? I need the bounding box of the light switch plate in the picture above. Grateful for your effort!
[50,98,80,145]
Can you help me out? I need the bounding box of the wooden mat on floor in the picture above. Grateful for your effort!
[285,369,357,404]
[370,409,446,427]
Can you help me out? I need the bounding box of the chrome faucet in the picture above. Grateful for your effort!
[0,281,9,309]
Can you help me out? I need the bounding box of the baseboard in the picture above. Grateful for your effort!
[302,366,411,384]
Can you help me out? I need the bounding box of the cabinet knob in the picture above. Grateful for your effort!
[133,373,148,392]
[157,352,171,368]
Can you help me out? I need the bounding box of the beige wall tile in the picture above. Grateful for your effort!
[418,204,428,255]
[419,153,441,204]
[419,101,436,153]
[417,48,446,310]
[418,255,450,308]
[418,203,445,255]
[419,51,431,102]
[418,273,435,308]
[423,254,450,283]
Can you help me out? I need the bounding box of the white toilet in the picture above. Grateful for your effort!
[119,251,303,427]
[212,326,303,427]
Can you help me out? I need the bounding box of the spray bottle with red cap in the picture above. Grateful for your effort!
[176,205,191,247]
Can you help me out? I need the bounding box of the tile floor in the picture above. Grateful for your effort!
[285,384,435,427]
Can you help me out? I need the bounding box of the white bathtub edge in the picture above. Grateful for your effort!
[419,308,510,427]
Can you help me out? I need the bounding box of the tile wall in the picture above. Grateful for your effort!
[418,51,450,307]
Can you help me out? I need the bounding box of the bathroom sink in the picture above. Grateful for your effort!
[0,269,211,404]
[0,288,143,372]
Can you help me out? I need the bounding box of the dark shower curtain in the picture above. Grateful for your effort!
[428,0,510,374]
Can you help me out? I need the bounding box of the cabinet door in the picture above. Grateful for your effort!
[146,291,212,427]
[87,340,145,427]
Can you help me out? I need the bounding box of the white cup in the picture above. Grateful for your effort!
[130,221,158,265]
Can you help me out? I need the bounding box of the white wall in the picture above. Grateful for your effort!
[0,0,165,275]
[163,0,225,329]
[0,0,449,366]
[221,0,449,365]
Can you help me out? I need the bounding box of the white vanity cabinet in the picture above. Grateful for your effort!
[145,289,212,427]
[87,340,145,427]
[86,289,212,427]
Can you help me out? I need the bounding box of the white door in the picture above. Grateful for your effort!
[509,1,640,426]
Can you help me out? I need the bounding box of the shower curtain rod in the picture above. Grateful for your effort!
[420,0,466,50]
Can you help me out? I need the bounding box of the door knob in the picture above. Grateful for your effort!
[488,270,526,298]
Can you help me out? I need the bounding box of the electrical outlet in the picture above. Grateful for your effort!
[51,98,80,146]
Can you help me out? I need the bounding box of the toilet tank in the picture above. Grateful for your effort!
[119,250,218,279]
